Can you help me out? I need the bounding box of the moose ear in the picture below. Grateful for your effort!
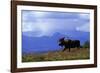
[63,37,65,39]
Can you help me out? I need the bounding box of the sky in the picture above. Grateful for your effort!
[22,10,90,37]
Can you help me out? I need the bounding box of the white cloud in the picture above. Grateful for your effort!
[76,23,90,32]
[22,18,81,37]
[79,13,90,19]
[22,23,32,32]
[22,11,90,37]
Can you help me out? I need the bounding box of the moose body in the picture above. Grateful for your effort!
[59,37,80,52]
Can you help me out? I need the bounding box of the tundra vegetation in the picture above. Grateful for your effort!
[22,40,90,62]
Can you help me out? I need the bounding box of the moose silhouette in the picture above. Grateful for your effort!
[59,37,80,52]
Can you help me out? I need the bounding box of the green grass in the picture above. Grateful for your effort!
[22,48,90,62]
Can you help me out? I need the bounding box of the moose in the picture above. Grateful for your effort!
[59,37,80,52]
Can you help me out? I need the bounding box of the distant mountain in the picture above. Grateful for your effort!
[22,31,90,53]
[63,31,90,45]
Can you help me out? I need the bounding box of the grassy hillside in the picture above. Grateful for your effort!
[22,48,90,62]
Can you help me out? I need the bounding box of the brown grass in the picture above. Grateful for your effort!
[22,48,90,62]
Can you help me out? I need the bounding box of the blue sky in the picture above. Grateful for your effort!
[22,10,90,37]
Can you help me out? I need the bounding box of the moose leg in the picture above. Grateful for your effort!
[78,46,80,49]
[62,48,66,52]
[77,45,80,49]
[69,47,70,52]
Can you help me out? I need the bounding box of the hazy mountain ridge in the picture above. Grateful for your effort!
[22,31,90,53]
